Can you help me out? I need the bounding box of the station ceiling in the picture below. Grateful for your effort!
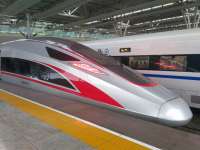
[0,0,199,35]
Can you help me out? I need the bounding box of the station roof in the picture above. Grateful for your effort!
[0,0,199,35]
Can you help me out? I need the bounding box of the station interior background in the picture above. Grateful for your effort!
[0,0,199,41]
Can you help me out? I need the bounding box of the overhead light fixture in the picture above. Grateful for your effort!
[85,20,100,25]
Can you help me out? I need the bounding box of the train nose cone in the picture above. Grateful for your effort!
[158,98,193,126]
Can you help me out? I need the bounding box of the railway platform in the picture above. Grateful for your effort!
[1,81,200,150]
[0,101,93,150]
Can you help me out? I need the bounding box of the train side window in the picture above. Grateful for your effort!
[122,55,188,72]
[2,57,75,89]
[187,55,200,72]
[156,56,187,71]
[120,56,129,66]
[1,57,6,71]
[46,47,79,61]
[149,56,160,70]
[129,56,149,70]
[2,57,31,75]
[173,56,187,71]
[29,61,75,89]
[1,57,16,73]
[18,59,31,76]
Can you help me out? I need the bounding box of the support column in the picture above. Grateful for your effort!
[26,13,32,39]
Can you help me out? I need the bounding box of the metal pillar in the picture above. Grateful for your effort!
[113,20,130,37]
[184,9,192,29]
[194,9,200,28]
[183,0,200,29]
[123,20,130,36]
[26,13,32,38]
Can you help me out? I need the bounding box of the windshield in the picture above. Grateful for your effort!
[108,65,153,84]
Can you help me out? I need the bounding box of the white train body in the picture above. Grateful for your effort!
[83,29,200,109]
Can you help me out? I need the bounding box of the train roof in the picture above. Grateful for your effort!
[0,37,120,66]
[83,29,200,45]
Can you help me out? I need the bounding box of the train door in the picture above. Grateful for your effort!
[120,56,129,66]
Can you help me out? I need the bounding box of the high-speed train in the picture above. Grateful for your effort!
[0,37,193,126]
[83,29,200,109]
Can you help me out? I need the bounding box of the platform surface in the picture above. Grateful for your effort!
[0,101,93,150]
[1,81,200,150]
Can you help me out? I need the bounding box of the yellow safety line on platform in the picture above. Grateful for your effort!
[0,89,158,150]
